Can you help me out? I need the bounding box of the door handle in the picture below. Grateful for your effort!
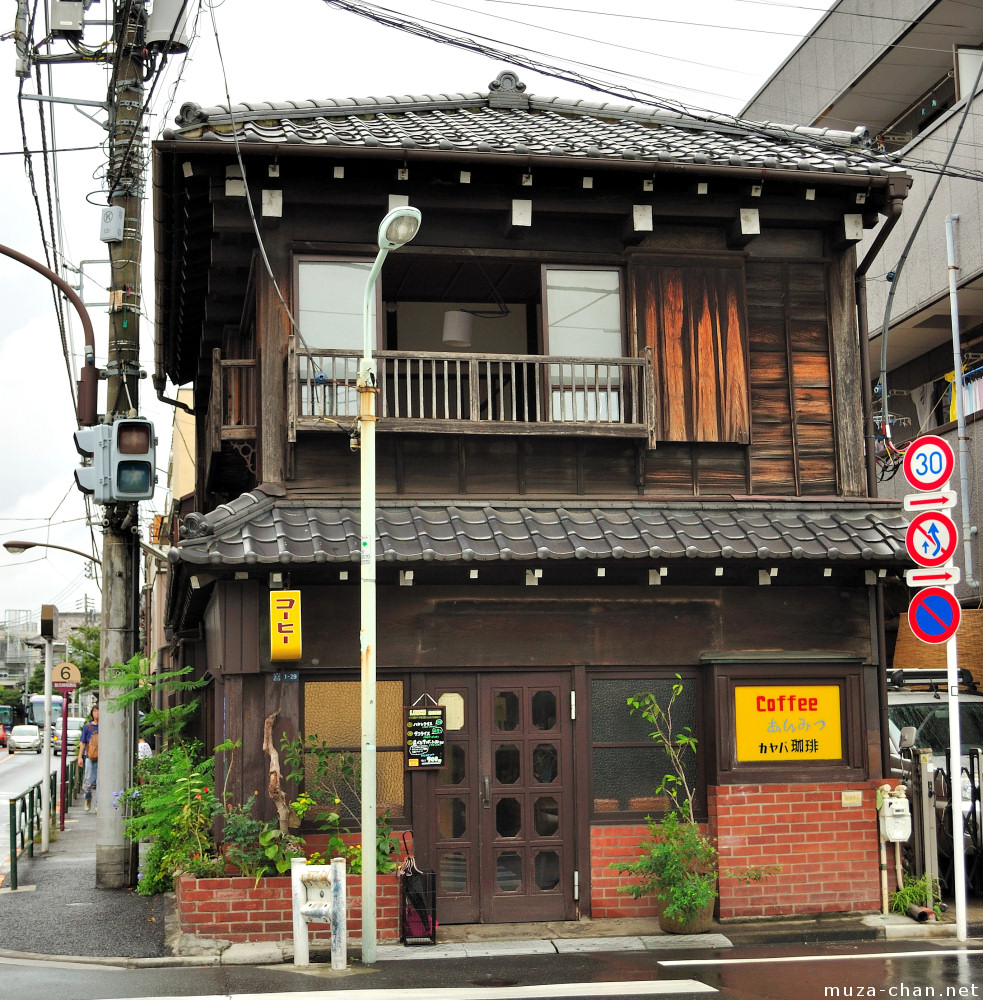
[482,775,491,809]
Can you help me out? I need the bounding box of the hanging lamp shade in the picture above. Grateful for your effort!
[442,310,473,347]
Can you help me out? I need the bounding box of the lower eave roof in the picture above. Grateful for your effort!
[170,488,910,569]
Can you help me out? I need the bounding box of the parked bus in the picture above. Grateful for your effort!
[27,693,63,727]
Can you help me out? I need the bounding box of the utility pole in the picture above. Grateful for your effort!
[97,0,147,889]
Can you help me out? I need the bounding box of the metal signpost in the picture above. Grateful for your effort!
[902,434,967,941]
[54,662,81,831]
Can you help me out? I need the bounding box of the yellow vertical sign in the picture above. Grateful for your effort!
[270,590,302,661]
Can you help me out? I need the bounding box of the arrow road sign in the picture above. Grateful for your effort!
[903,435,955,492]
[903,490,957,512]
[908,587,961,645]
[905,510,958,568]
[906,566,962,588]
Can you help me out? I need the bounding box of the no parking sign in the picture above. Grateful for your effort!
[907,587,961,645]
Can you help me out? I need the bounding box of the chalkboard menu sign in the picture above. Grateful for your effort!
[405,705,446,768]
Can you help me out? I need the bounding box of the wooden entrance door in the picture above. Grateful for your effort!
[431,672,576,923]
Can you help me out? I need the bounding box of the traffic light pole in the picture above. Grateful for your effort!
[96,0,147,889]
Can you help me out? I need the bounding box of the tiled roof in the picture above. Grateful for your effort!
[161,71,891,178]
[171,488,909,569]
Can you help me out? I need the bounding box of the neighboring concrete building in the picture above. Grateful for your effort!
[151,71,912,923]
[143,387,194,666]
[743,1,983,664]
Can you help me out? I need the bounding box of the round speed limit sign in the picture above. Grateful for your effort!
[903,435,955,492]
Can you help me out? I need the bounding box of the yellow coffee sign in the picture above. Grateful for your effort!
[270,590,302,661]
[734,685,842,762]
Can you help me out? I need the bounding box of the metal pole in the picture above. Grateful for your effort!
[41,637,52,853]
[59,695,69,830]
[358,246,387,966]
[945,215,979,587]
[356,207,420,964]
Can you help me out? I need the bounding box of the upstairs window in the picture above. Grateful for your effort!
[544,267,624,421]
[296,258,381,416]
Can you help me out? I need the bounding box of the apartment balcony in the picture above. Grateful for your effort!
[287,344,653,441]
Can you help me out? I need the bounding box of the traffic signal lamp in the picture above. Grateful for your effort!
[111,418,156,501]
[73,418,156,504]
[73,423,112,503]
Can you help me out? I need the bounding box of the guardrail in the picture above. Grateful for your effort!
[6,772,57,891]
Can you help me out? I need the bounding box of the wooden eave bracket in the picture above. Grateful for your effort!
[726,208,760,249]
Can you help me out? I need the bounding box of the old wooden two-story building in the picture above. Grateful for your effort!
[152,72,912,923]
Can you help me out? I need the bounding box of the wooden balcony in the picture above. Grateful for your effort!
[207,349,258,453]
[288,341,653,441]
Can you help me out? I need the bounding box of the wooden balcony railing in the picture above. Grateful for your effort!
[207,348,258,454]
[289,341,652,440]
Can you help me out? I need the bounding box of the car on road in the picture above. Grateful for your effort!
[887,668,983,889]
[0,724,6,748]
[53,716,85,756]
[7,724,42,754]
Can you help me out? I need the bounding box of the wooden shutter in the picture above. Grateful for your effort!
[634,261,750,444]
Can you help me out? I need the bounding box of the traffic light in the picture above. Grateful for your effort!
[73,423,112,503]
[73,418,156,504]
[109,417,156,501]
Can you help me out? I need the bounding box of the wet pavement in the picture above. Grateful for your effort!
[1,798,981,968]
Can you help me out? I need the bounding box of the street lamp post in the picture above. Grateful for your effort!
[357,206,421,965]
[3,540,103,564]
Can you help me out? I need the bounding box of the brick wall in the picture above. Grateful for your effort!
[175,873,401,945]
[591,823,665,919]
[710,781,887,919]
[592,780,891,921]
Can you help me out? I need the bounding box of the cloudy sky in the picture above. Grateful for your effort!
[0,0,829,625]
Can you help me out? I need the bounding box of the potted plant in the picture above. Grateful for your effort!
[611,676,778,933]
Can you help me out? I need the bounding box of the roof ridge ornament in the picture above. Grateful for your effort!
[488,70,529,109]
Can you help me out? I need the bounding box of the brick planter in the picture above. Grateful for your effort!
[175,872,400,945]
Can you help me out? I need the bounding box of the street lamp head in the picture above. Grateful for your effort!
[3,539,102,566]
[4,540,36,555]
[378,206,421,251]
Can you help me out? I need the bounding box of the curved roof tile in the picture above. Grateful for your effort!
[172,495,909,569]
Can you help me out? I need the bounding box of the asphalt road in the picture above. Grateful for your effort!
[0,940,980,1000]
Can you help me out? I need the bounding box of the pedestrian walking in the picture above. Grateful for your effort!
[78,705,99,811]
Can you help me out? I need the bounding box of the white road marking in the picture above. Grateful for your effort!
[660,947,983,967]
[102,982,715,1000]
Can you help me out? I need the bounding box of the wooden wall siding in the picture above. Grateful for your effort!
[273,584,873,672]
[787,263,837,495]
[642,444,749,495]
[289,435,640,498]
[745,262,795,492]
[745,261,837,495]
[827,247,865,497]
[635,262,751,444]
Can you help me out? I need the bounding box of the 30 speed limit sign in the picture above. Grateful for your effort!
[903,435,955,492]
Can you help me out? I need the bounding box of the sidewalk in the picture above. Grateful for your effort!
[1,803,980,968]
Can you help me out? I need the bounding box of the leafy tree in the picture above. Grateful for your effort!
[104,653,206,747]
[66,625,99,689]
[25,625,99,696]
